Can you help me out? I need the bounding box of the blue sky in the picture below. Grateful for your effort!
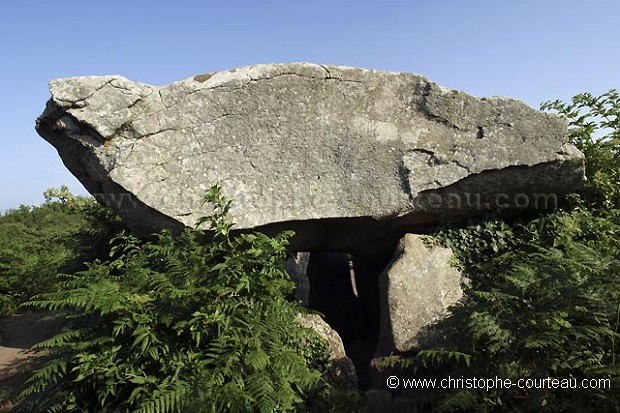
[1,0,618,211]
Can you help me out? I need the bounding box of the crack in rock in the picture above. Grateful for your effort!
[35,63,585,252]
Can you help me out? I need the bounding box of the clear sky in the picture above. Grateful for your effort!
[1,0,618,211]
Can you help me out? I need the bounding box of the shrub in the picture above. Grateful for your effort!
[423,210,620,412]
[17,185,353,413]
[0,186,122,316]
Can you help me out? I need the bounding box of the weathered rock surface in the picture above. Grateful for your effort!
[285,252,311,307]
[375,234,463,356]
[297,314,358,388]
[37,63,584,250]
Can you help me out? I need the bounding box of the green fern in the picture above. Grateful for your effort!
[412,207,620,412]
[16,184,341,413]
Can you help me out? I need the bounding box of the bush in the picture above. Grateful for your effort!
[0,186,122,316]
[423,210,620,412]
[17,185,354,413]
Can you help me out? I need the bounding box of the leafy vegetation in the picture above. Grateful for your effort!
[419,210,620,412]
[0,186,123,317]
[390,90,620,412]
[12,185,359,413]
[542,89,620,209]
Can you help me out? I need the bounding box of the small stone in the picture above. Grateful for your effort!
[297,313,358,388]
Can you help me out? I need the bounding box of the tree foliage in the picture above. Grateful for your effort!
[542,89,620,209]
[0,186,123,316]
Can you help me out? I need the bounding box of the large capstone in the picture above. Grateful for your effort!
[36,63,584,250]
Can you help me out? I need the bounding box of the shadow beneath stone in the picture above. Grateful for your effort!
[0,313,65,350]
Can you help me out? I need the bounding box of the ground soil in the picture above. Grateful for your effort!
[0,314,63,411]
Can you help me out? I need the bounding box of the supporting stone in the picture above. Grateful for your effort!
[297,314,358,389]
[375,234,463,357]
[285,252,310,307]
